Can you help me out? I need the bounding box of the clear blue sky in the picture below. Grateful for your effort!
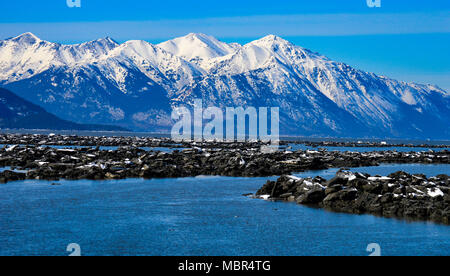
[1,0,449,90]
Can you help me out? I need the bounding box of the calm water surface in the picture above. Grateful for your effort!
[0,164,449,256]
[286,144,449,153]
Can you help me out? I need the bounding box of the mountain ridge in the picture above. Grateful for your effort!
[0,88,129,131]
[0,32,448,139]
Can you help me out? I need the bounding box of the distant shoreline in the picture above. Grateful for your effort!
[0,130,449,147]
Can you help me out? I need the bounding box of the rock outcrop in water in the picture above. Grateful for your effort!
[0,134,449,184]
[1,134,449,224]
[1,133,449,149]
[255,170,450,224]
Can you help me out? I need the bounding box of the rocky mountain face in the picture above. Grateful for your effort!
[0,32,448,138]
[0,88,127,131]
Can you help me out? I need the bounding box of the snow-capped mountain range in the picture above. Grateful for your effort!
[0,32,449,138]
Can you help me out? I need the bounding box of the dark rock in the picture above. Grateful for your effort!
[309,158,327,170]
[323,192,341,203]
[325,185,343,196]
[326,176,347,187]
[256,181,276,196]
[339,189,359,201]
[279,193,293,199]
[297,188,325,204]
[380,193,394,204]
[256,170,450,225]
[348,178,369,189]
[0,170,26,183]
[362,183,383,194]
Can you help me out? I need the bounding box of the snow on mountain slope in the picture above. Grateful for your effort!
[204,35,320,73]
[3,64,173,131]
[0,33,202,93]
[201,35,449,132]
[0,33,448,138]
[158,33,240,67]
[0,34,177,130]
[0,34,201,130]
[0,33,119,83]
[105,39,203,91]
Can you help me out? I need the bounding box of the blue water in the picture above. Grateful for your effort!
[0,164,449,256]
[286,144,449,153]
[1,144,188,153]
[0,167,29,173]
[37,144,450,153]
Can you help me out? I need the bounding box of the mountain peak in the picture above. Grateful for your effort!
[90,36,120,47]
[262,34,283,40]
[9,32,41,44]
[177,33,220,47]
[252,34,291,46]
[102,36,119,45]
[1,33,448,138]
[158,33,239,62]
[185,33,213,40]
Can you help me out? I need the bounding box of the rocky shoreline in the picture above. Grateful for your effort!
[1,133,449,149]
[255,170,450,225]
[0,133,449,183]
[0,133,182,148]
[1,134,449,225]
